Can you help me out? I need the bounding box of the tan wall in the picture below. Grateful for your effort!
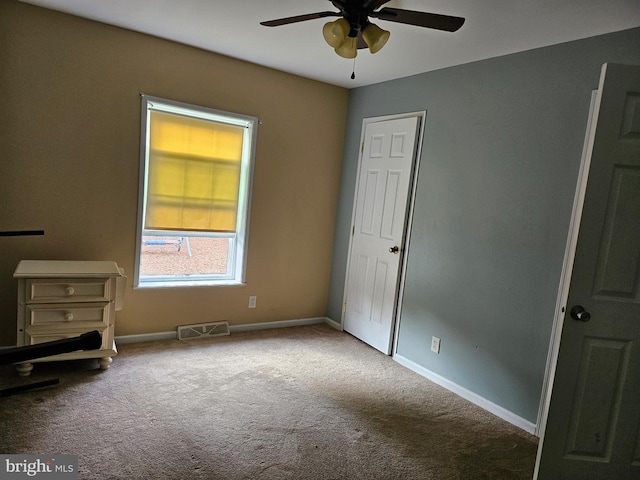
[0,0,349,342]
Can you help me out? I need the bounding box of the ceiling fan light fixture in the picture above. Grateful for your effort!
[362,22,390,54]
[334,35,358,59]
[322,18,350,48]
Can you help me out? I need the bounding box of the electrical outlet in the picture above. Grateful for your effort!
[248,296,257,309]
[431,336,441,354]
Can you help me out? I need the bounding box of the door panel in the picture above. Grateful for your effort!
[361,170,380,235]
[593,166,640,301]
[344,116,420,354]
[371,258,390,325]
[565,337,630,461]
[537,64,640,479]
[381,171,402,239]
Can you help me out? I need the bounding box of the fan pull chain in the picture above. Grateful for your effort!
[351,57,356,80]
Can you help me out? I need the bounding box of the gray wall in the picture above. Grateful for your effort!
[328,27,640,424]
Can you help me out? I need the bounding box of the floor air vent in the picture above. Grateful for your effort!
[177,321,230,340]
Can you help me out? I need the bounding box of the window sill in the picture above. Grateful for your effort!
[134,280,246,289]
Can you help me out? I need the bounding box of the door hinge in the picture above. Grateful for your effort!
[343,302,347,313]
[352,225,355,236]
[361,142,364,153]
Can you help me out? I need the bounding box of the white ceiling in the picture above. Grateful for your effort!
[19,0,640,88]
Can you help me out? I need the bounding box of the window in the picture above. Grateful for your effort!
[135,95,257,288]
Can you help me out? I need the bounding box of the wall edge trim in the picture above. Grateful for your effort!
[393,353,537,436]
[324,317,343,331]
[228,317,327,332]
[114,317,332,344]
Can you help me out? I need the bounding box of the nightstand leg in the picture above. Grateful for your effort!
[16,362,33,377]
[98,357,113,370]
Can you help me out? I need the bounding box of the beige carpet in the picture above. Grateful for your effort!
[0,324,537,479]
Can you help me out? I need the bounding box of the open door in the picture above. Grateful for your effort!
[536,63,640,479]
[343,114,422,354]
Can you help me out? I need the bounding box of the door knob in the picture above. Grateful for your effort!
[389,246,399,254]
[570,305,591,322]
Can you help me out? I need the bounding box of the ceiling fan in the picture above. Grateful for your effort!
[260,0,465,59]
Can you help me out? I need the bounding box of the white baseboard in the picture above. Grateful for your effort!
[393,353,537,436]
[115,331,177,344]
[229,317,326,332]
[115,317,331,344]
[324,317,343,331]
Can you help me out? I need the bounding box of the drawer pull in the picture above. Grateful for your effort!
[64,312,74,322]
[65,286,75,296]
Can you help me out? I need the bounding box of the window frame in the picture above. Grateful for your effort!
[134,95,258,289]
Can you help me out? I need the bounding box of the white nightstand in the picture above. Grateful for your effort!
[14,260,126,376]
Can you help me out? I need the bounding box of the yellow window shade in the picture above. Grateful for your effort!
[145,111,245,232]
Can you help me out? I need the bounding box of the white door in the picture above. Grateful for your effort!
[536,64,640,479]
[343,115,421,354]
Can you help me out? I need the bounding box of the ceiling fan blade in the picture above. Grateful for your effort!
[260,11,340,27]
[371,7,465,32]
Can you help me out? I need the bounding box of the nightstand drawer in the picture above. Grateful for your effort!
[27,303,109,327]
[26,279,110,303]
[28,329,106,344]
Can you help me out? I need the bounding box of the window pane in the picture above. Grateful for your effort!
[139,236,231,278]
